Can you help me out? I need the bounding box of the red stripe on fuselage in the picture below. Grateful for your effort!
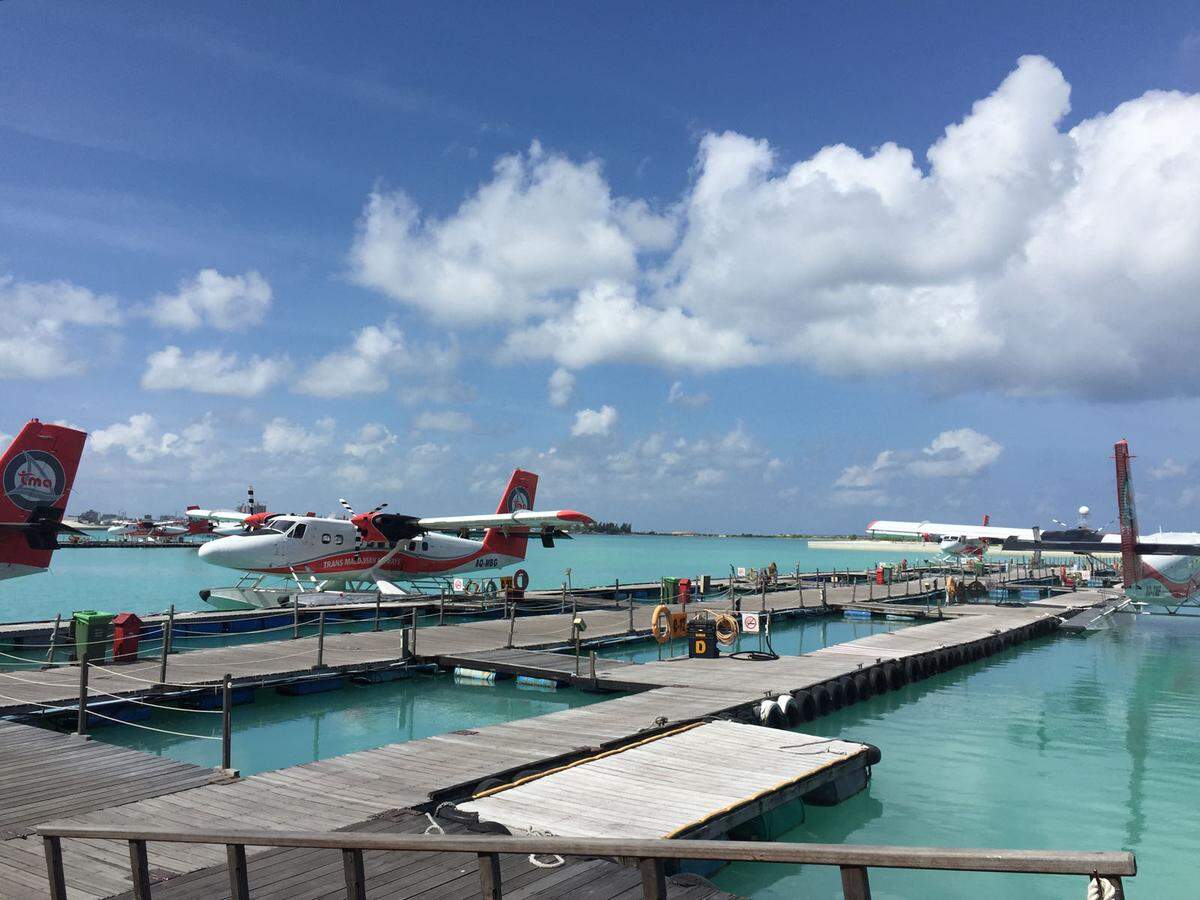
[1137,559,1200,599]
[244,546,498,577]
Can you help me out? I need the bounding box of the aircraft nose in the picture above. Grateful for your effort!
[198,537,244,569]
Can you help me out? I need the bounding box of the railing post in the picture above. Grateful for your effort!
[589,650,597,682]
[628,584,635,634]
[42,835,67,900]
[477,851,503,899]
[293,596,301,639]
[402,622,411,660]
[506,601,516,649]
[343,847,367,900]
[158,604,174,686]
[411,609,418,655]
[440,588,446,626]
[75,661,89,737]
[128,838,151,900]
[638,858,667,900]
[46,612,61,663]
[226,843,250,900]
[315,611,326,668]
[221,673,233,773]
[373,593,382,632]
[839,865,872,899]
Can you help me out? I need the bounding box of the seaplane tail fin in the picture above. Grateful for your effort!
[1114,439,1142,588]
[481,469,539,561]
[0,420,88,580]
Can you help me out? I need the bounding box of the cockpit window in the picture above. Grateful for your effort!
[289,523,307,539]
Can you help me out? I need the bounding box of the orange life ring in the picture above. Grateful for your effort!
[651,604,672,643]
[513,569,529,591]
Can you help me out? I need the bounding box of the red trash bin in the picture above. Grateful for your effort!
[112,612,142,662]
[677,577,691,606]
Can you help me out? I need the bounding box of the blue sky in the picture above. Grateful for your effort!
[3,2,1200,533]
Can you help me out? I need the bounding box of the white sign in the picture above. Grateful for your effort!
[741,612,760,634]
[737,567,747,577]
[452,578,465,592]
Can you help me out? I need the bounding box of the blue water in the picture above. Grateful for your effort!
[78,671,609,776]
[712,615,1200,899]
[0,534,920,623]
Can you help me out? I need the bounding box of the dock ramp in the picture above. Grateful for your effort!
[457,720,875,841]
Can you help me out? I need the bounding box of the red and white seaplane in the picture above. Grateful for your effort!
[188,470,594,609]
[106,516,214,541]
[0,419,88,580]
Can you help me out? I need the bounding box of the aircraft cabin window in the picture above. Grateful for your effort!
[334,535,344,545]
[321,533,331,544]
[291,523,307,539]
[407,541,416,551]
[422,542,428,551]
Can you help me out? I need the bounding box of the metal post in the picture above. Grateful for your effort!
[373,593,381,632]
[75,661,89,737]
[761,582,767,614]
[869,577,874,601]
[589,650,597,682]
[293,597,301,639]
[573,621,580,676]
[128,839,151,900]
[839,865,872,899]
[439,588,446,626]
[506,601,517,649]
[46,613,61,663]
[410,609,418,655]
[628,587,635,634]
[226,843,250,900]
[315,611,326,668]
[477,852,503,899]
[221,673,233,772]
[639,858,667,900]
[401,623,411,660]
[42,835,67,900]
[159,604,174,686]
[343,848,367,900]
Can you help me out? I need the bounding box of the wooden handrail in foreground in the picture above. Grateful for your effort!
[38,826,1136,900]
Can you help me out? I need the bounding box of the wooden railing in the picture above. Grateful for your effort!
[37,826,1135,900]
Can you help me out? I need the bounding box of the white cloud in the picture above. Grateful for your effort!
[343,422,398,458]
[148,269,272,331]
[0,275,120,378]
[501,281,758,372]
[547,367,574,407]
[835,428,1003,494]
[349,141,675,323]
[1151,458,1189,480]
[413,410,474,432]
[294,320,464,401]
[261,417,335,455]
[667,381,709,407]
[141,346,287,397]
[91,413,216,463]
[571,405,618,437]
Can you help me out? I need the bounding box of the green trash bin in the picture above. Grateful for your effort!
[73,610,114,662]
[661,577,679,604]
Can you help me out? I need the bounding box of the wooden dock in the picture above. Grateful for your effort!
[459,720,873,840]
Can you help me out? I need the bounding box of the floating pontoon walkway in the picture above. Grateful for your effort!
[459,720,873,840]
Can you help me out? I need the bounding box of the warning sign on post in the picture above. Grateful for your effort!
[452,578,465,592]
[741,612,760,634]
[737,567,747,577]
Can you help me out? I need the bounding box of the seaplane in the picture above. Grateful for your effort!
[188,470,594,609]
[0,419,88,580]
[106,515,213,541]
[867,441,1200,614]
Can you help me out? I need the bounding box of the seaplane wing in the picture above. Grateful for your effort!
[867,520,1038,542]
[186,507,250,524]
[417,509,593,531]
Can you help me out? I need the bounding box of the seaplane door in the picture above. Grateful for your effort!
[277,521,305,565]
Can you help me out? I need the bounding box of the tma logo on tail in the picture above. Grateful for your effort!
[507,486,531,512]
[3,451,66,511]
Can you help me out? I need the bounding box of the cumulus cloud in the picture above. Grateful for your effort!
[501,281,759,371]
[141,346,287,397]
[0,275,120,378]
[547,367,574,407]
[1150,458,1189,480]
[348,141,675,323]
[348,58,1200,397]
[835,428,1003,496]
[91,413,216,463]
[260,417,335,455]
[148,269,272,331]
[294,320,464,401]
[668,381,709,407]
[343,422,398,458]
[413,410,474,432]
[571,405,618,437]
